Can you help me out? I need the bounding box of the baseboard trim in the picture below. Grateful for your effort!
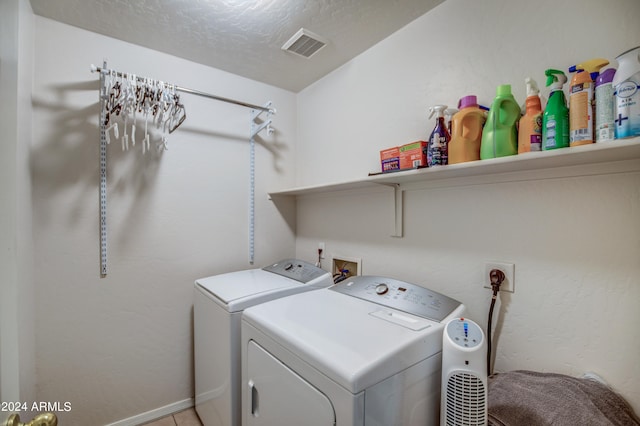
[104,398,194,426]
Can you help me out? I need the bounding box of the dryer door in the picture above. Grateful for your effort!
[246,341,335,426]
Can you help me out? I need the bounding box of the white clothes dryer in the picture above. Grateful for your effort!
[241,275,465,426]
[194,259,332,426]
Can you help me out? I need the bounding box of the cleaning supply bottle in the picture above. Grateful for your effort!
[445,108,458,136]
[518,78,543,153]
[542,69,570,150]
[595,68,617,142]
[449,95,486,164]
[426,105,450,167]
[568,58,609,146]
[612,46,640,139]
[480,84,520,159]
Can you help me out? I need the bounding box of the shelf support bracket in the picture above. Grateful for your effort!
[380,183,403,238]
[393,184,403,238]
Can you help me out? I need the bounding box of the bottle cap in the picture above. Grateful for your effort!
[613,46,640,86]
[458,95,478,109]
[496,84,512,96]
[428,104,448,119]
[615,45,640,60]
[595,68,616,88]
[525,77,540,97]
[570,58,609,81]
[545,69,567,89]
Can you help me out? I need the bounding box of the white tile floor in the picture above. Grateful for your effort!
[142,408,202,426]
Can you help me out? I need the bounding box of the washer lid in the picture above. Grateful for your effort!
[195,260,332,312]
[242,288,465,393]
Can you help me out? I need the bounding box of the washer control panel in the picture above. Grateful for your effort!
[263,259,327,284]
[331,276,462,322]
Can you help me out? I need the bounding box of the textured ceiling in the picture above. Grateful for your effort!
[29,0,443,92]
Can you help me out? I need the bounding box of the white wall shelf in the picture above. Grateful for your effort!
[269,137,640,237]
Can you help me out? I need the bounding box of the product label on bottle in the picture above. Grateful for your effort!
[531,113,542,151]
[569,82,593,143]
[596,82,615,142]
[615,75,640,139]
[533,113,542,134]
[544,119,557,149]
[427,132,448,166]
[530,134,542,151]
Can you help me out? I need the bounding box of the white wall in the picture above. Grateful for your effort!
[0,0,22,418]
[295,0,640,415]
[0,0,36,421]
[31,17,296,425]
[17,0,37,409]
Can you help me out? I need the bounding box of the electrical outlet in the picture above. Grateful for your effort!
[332,255,361,279]
[483,262,515,293]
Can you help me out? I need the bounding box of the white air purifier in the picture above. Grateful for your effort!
[441,317,488,426]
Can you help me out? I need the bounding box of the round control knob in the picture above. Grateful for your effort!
[375,283,389,295]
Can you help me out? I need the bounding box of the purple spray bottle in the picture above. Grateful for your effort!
[426,105,451,167]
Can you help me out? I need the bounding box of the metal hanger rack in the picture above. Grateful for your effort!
[92,61,274,276]
[91,64,275,114]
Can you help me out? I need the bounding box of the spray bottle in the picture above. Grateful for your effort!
[542,69,569,150]
[569,58,609,146]
[426,105,450,167]
[518,78,543,153]
[595,68,617,142]
[445,108,458,136]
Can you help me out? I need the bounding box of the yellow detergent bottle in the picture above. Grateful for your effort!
[569,58,609,146]
[449,95,486,164]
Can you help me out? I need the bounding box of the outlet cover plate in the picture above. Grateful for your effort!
[484,262,515,293]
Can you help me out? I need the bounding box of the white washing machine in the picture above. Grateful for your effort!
[194,259,333,426]
[241,275,465,426]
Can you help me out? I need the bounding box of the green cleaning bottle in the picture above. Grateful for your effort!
[542,69,570,150]
[480,84,520,159]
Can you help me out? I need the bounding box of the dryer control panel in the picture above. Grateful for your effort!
[331,276,462,322]
[263,259,328,284]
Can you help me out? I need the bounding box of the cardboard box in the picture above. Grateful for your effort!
[380,147,400,172]
[399,141,427,169]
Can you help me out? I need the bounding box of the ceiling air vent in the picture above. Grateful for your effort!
[282,28,327,58]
